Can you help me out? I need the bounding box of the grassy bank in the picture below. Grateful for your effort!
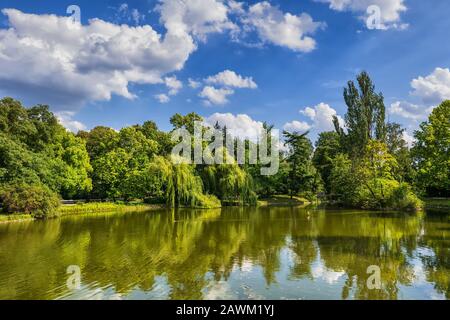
[0,202,163,224]
[423,198,450,209]
[258,195,311,207]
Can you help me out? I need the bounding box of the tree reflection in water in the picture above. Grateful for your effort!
[0,207,448,300]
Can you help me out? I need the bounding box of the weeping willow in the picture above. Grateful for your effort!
[148,156,221,208]
[200,148,257,206]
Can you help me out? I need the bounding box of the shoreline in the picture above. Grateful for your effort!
[0,202,165,224]
[1,197,448,225]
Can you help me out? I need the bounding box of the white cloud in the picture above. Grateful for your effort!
[155,0,237,42]
[199,86,234,105]
[154,93,170,103]
[411,67,450,105]
[0,8,196,109]
[315,0,407,29]
[117,3,145,25]
[389,101,432,121]
[188,78,201,88]
[204,112,265,140]
[205,70,257,89]
[389,68,450,121]
[227,0,245,14]
[242,1,324,52]
[55,111,86,132]
[283,120,311,133]
[300,102,344,132]
[164,76,183,95]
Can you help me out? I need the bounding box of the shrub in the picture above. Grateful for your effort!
[0,183,60,218]
[388,183,423,211]
[354,178,399,209]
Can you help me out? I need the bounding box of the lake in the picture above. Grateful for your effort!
[0,206,449,300]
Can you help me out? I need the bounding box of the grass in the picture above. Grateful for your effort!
[0,213,34,223]
[58,202,160,216]
[0,202,163,223]
[258,195,311,207]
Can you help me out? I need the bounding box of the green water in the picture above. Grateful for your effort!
[0,207,449,300]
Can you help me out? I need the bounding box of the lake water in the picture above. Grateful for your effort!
[0,206,449,300]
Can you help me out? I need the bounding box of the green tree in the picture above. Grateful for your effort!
[83,126,119,160]
[385,122,414,183]
[412,100,450,196]
[0,183,60,218]
[283,131,321,198]
[313,131,341,193]
[170,112,203,134]
[333,71,387,157]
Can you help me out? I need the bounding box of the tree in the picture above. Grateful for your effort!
[333,71,387,157]
[83,126,119,160]
[329,153,357,204]
[91,148,130,199]
[313,131,341,193]
[0,183,60,218]
[283,131,321,198]
[148,156,220,208]
[412,100,450,196]
[170,112,203,134]
[385,122,414,183]
[0,98,92,199]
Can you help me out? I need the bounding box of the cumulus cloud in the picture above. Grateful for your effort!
[199,86,234,105]
[389,101,432,121]
[188,78,201,89]
[204,112,265,140]
[117,3,146,25]
[164,76,183,95]
[154,93,170,103]
[315,0,407,29]
[0,8,196,109]
[55,111,86,132]
[241,1,325,52]
[300,102,344,132]
[389,68,450,121]
[0,2,324,111]
[283,120,311,133]
[205,70,257,89]
[197,69,256,105]
[411,67,450,105]
[155,0,238,42]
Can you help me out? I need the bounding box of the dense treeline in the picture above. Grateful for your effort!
[0,72,448,216]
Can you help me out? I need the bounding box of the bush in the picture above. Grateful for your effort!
[354,178,399,209]
[388,183,423,211]
[0,184,60,218]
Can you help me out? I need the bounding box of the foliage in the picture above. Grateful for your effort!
[412,100,450,197]
[148,156,221,208]
[386,122,414,183]
[0,183,60,218]
[333,71,386,157]
[283,130,322,198]
[0,98,92,198]
[313,131,342,193]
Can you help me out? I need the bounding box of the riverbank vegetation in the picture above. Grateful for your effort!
[0,72,448,218]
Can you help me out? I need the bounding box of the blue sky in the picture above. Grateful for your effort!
[0,0,449,143]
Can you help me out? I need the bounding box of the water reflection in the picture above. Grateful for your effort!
[0,207,448,300]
